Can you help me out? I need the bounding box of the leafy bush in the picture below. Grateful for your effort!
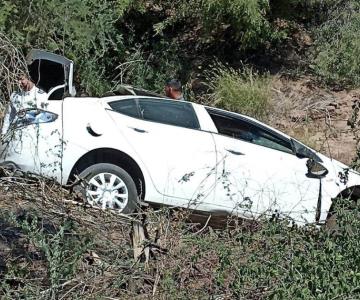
[312,1,360,87]
[1,194,360,298]
[152,0,284,50]
[207,63,271,119]
[17,217,90,293]
[148,199,360,299]
[270,0,337,23]
[113,44,183,94]
[0,211,91,298]
[198,0,274,48]
[0,0,135,95]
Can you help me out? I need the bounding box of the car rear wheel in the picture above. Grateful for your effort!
[79,163,138,214]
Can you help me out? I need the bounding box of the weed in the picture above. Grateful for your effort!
[0,210,91,299]
[206,63,271,120]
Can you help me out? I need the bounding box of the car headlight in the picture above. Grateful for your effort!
[14,108,58,128]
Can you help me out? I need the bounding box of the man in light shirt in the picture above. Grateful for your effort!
[13,74,47,109]
[2,74,47,135]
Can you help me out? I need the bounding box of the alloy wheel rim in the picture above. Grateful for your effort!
[86,172,129,211]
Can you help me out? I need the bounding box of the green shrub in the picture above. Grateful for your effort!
[0,210,91,298]
[312,1,360,87]
[114,44,183,94]
[154,199,360,299]
[270,0,337,22]
[0,0,134,96]
[198,0,273,49]
[151,0,285,50]
[207,63,271,119]
[15,215,90,295]
[2,199,360,298]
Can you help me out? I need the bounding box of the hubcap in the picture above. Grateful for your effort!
[86,172,129,211]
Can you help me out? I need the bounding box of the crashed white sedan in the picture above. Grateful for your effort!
[1,50,360,225]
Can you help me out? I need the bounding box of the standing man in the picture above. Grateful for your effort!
[164,79,184,100]
[2,74,46,135]
[15,74,47,109]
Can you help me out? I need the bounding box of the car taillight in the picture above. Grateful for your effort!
[14,108,58,128]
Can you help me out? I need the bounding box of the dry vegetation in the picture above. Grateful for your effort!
[0,33,27,115]
[1,168,360,299]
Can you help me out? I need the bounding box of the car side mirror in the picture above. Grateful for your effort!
[306,158,328,178]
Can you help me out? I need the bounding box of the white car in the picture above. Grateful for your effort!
[1,50,359,225]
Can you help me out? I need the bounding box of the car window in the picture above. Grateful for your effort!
[138,99,200,129]
[207,109,293,154]
[108,99,140,118]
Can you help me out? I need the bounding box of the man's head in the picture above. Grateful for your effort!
[165,79,183,100]
[18,74,34,92]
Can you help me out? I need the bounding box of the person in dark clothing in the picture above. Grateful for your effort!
[164,79,184,100]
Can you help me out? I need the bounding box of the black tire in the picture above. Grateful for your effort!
[78,163,138,214]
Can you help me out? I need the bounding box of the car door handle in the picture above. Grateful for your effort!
[226,149,245,156]
[129,127,148,133]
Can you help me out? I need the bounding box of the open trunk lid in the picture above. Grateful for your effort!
[26,49,76,97]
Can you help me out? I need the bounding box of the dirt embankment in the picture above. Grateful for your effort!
[270,77,359,165]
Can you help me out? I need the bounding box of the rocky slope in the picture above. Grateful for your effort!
[270,77,358,165]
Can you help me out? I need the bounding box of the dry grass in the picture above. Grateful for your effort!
[0,167,236,299]
[0,34,27,109]
[1,168,360,299]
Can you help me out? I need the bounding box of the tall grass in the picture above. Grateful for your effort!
[207,63,271,119]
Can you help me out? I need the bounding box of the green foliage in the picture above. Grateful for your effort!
[0,0,135,95]
[114,43,183,93]
[153,0,284,50]
[1,0,359,95]
[0,1,15,31]
[1,211,91,298]
[2,200,360,298]
[312,1,360,87]
[18,217,90,291]
[271,0,337,22]
[207,63,271,119]
[154,200,360,299]
[198,0,274,48]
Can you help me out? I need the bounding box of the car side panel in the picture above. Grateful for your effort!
[61,97,160,203]
[210,133,321,224]
[106,108,217,206]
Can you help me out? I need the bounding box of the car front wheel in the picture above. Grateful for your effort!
[79,163,138,214]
